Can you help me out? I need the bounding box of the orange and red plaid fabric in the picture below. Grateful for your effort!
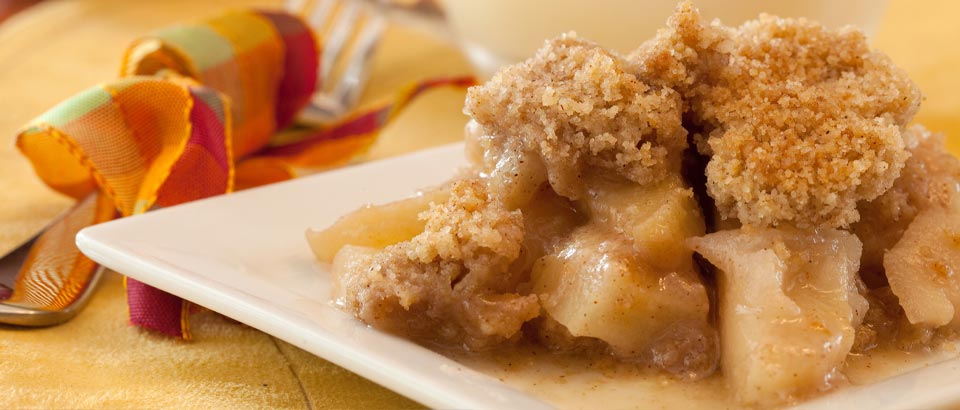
[13,9,473,338]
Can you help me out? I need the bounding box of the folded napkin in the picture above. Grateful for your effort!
[13,9,473,338]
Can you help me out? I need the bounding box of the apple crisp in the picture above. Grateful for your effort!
[308,1,960,407]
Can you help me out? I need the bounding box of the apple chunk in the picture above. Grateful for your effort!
[581,174,705,271]
[688,227,867,406]
[306,187,450,262]
[531,224,715,378]
[885,195,960,328]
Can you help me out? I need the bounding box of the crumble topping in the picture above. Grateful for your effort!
[633,3,921,229]
[465,34,686,199]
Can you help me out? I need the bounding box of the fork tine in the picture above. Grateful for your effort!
[296,0,390,126]
[284,0,310,15]
[320,1,361,87]
[330,14,385,111]
[306,0,337,31]
[0,233,37,290]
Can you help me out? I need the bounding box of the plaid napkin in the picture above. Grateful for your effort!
[13,9,473,338]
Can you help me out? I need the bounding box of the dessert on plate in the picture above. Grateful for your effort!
[308,2,960,406]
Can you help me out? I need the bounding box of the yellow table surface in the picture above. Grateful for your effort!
[0,0,957,408]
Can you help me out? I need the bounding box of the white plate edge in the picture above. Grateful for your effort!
[76,230,555,410]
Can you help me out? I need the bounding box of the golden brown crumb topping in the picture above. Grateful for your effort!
[633,3,922,229]
[332,179,539,349]
[465,33,686,199]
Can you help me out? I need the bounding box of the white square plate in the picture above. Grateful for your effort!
[77,143,960,410]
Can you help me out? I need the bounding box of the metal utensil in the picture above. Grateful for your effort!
[288,0,450,126]
[289,0,388,125]
[0,214,104,327]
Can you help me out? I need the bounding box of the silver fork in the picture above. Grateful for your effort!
[0,213,104,327]
[289,0,449,126]
[288,0,388,126]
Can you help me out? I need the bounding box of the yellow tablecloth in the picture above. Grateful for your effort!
[0,0,957,408]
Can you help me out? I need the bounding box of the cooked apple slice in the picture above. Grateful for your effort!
[487,145,548,209]
[531,224,714,377]
[329,245,380,306]
[464,119,486,167]
[884,195,960,328]
[464,120,549,210]
[688,227,867,406]
[306,187,450,262]
[581,173,705,271]
[483,142,548,209]
[510,186,585,276]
